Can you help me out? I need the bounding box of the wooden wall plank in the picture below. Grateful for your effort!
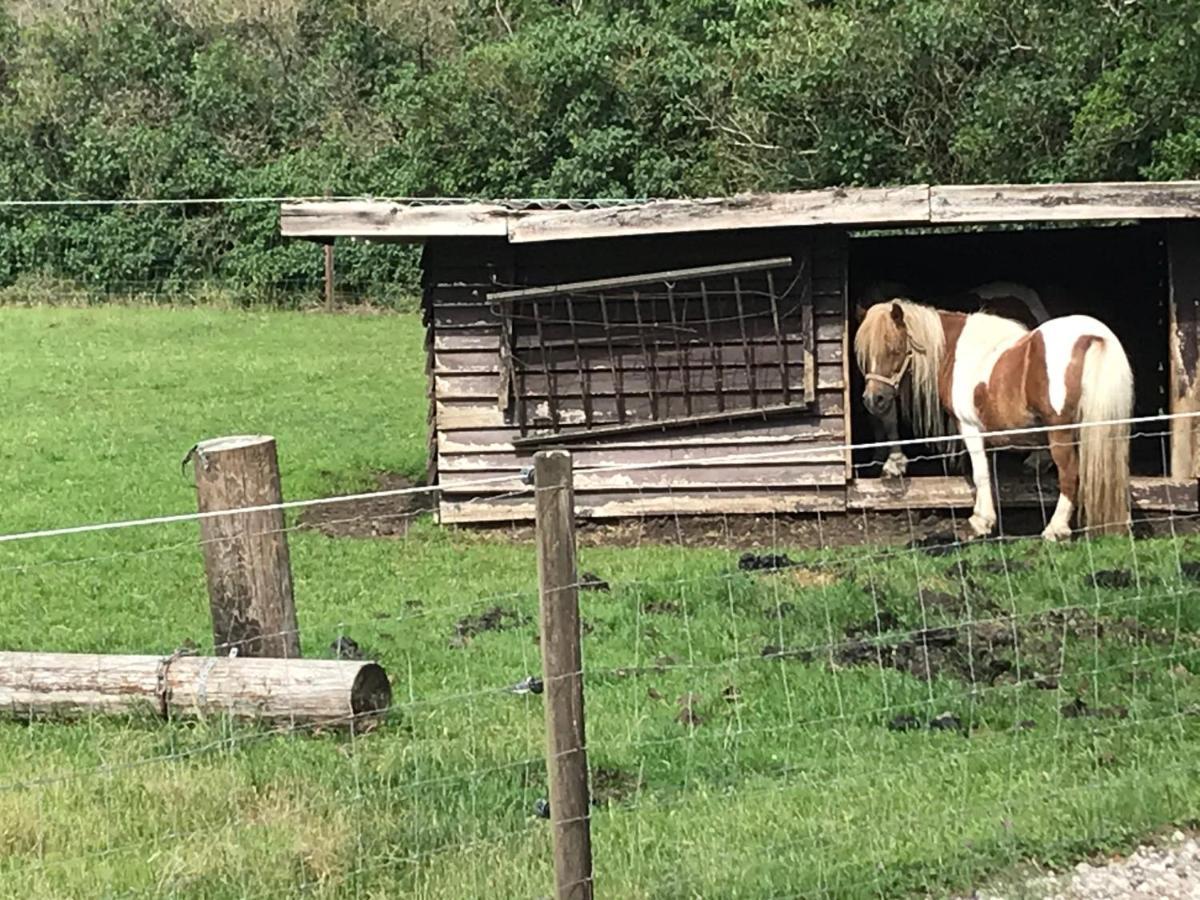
[433,342,843,373]
[436,392,844,429]
[433,368,842,400]
[436,419,845,453]
[439,445,846,471]
[433,319,843,351]
[848,475,1198,512]
[439,489,848,523]
[439,463,846,493]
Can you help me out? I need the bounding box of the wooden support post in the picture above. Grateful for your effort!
[1168,221,1200,479]
[0,652,390,725]
[192,435,300,658]
[534,450,593,900]
[324,240,335,311]
[324,188,335,311]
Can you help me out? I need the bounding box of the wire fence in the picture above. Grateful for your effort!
[2,418,1200,897]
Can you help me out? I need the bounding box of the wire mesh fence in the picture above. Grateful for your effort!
[3,419,1200,898]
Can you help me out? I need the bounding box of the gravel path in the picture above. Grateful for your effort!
[969,832,1200,899]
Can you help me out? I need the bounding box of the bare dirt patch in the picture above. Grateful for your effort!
[298,472,434,538]
[830,602,1184,693]
[468,507,1196,552]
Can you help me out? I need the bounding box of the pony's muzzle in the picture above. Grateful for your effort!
[863,385,896,415]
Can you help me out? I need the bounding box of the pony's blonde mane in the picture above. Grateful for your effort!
[854,300,948,437]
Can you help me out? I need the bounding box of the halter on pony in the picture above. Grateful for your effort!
[863,335,925,389]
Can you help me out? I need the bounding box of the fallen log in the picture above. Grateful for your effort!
[0,651,391,727]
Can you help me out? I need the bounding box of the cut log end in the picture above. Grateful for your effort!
[350,663,393,719]
[196,434,276,454]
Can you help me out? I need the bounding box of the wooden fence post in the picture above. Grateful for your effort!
[192,435,300,658]
[534,450,593,900]
[323,188,335,312]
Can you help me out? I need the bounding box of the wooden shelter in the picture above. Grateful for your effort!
[281,182,1200,524]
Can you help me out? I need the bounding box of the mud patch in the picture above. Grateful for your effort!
[579,572,610,592]
[1089,569,1134,589]
[299,472,434,538]
[738,552,795,572]
[591,766,643,806]
[1060,697,1129,720]
[453,606,530,644]
[642,600,682,616]
[829,604,1182,686]
[910,532,962,557]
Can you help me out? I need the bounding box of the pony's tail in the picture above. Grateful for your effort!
[1077,335,1134,535]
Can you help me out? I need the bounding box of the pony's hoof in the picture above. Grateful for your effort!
[1041,523,1072,542]
[882,453,908,479]
[968,514,994,537]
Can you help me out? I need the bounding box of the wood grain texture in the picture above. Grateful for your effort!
[1168,221,1200,479]
[427,229,850,523]
[281,183,1200,244]
[193,435,300,658]
[507,186,932,242]
[848,476,1198,511]
[930,182,1200,223]
[0,652,391,725]
[280,201,509,239]
[441,488,847,523]
[440,463,847,493]
[534,452,594,900]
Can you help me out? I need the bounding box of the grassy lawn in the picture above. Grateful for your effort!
[2,306,1200,898]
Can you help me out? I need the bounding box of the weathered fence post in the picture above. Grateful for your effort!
[192,435,300,658]
[534,449,593,900]
[323,187,335,312]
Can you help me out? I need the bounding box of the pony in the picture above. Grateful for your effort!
[855,281,1052,479]
[854,300,1133,541]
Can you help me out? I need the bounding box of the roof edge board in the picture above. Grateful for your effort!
[506,185,932,243]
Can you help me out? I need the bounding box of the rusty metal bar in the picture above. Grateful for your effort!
[767,269,790,405]
[598,293,626,425]
[733,275,758,407]
[632,289,660,420]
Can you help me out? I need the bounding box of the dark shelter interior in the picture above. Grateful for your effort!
[848,223,1169,478]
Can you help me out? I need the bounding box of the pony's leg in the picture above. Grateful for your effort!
[874,406,907,478]
[961,424,996,536]
[1023,447,1054,475]
[1042,428,1079,542]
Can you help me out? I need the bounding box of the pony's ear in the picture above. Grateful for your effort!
[854,302,868,324]
[890,302,905,326]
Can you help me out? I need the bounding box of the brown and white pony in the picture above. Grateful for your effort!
[854,300,1133,541]
[855,282,1051,478]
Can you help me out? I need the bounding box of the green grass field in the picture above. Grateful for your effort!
[2,306,1200,899]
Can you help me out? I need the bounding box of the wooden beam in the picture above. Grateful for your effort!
[509,402,820,447]
[486,257,793,302]
[847,476,1198,512]
[507,186,932,243]
[1168,220,1200,479]
[440,490,847,524]
[930,181,1200,224]
[280,201,509,240]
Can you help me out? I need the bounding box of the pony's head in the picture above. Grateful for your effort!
[853,300,947,436]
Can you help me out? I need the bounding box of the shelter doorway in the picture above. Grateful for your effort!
[848,224,1169,481]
